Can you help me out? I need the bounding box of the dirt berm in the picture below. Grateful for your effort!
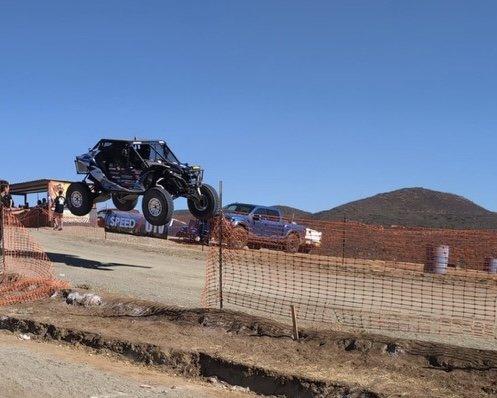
[1,291,497,398]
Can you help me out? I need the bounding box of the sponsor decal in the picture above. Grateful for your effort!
[104,210,167,238]
[145,222,166,234]
[108,215,137,230]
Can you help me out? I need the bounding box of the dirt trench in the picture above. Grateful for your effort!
[1,292,497,397]
[0,315,379,398]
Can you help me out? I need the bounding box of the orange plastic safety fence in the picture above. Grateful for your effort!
[0,209,68,305]
[202,215,497,340]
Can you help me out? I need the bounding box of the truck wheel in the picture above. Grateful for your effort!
[285,233,300,254]
[142,187,174,226]
[228,226,248,250]
[66,182,94,216]
[112,193,138,211]
[187,184,220,221]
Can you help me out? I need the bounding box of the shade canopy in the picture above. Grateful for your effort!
[10,179,72,196]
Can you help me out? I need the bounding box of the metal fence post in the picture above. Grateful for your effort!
[341,215,347,265]
[1,208,5,272]
[218,180,223,309]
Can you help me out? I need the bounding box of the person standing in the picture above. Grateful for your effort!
[52,190,66,231]
[0,181,13,209]
[0,181,12,255]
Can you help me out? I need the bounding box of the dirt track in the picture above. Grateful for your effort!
[0,330,252,398]
[31,228,497,351]
[2,293,497,398]
[5,228,497,396]
[31,229,206,307]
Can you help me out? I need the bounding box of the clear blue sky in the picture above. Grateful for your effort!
[1,1,496,212]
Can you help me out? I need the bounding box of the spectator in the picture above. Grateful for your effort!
[52,190,66,231]
[0,181,12,245]
[0,182,13,209]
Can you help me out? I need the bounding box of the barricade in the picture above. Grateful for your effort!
[0,209,67,305]
[202,215,497,339]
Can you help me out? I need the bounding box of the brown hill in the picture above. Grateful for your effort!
[314,188,497,229]
[272,205,313,220]
[173,187,497,230]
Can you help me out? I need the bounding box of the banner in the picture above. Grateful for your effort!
[99,209,169,239]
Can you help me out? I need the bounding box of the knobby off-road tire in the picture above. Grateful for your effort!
[66,182,94,216]
[112,193,138,212]
[142,187,174,226]
[187,184,220,221]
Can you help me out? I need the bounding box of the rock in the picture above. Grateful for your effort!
[66,292,103,307]
[231,385,249,392]
[18,334,31,340]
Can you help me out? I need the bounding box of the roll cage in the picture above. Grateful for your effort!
[92,139,180,167]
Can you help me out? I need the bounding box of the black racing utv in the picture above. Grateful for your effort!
[67,139,219,226]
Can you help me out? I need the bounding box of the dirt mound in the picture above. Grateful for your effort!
[1,291,497,397]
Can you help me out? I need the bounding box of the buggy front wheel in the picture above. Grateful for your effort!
[66,182,94,216]
[142,187,174,226]
[187,184,220,220]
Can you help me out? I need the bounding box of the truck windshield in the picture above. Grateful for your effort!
[223,204,256,214]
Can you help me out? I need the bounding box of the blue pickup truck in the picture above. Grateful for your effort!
[223,203,321,253]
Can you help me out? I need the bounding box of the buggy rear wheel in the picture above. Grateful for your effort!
[66,182,93,216]
[112,193,138,211]
[142,187,173,226]
[187,184,220,221]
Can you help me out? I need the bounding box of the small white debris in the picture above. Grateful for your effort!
[231,385,250,392]
[18,334,31,340]
[59,273,65,277]
[50,291,58,299]
[139,384,152,389]
[66,292,103,307]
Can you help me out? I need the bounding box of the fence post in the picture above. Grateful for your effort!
[341,215,347,265]
[218,180,223,310]
[290,305,299,340]
[1,208,5,272]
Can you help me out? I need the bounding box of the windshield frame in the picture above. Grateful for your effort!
[134,142,181,165]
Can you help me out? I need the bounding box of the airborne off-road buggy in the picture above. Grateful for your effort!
[67,139,220,226]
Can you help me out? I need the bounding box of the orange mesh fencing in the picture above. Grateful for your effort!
[202,215,497,340]
[0,209,68,305]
